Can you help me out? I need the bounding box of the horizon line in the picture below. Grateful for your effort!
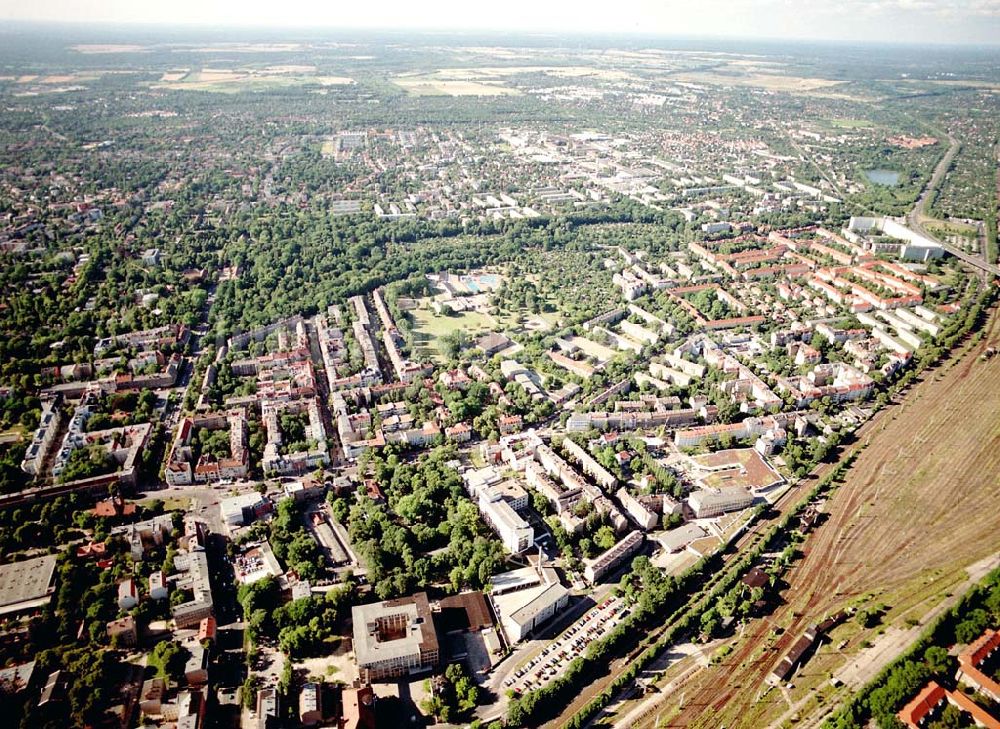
[1,18,999,50]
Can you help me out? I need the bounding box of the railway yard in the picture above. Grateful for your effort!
[597,303,1000,729]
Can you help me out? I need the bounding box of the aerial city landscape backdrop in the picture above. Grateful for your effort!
[0,1,998,728]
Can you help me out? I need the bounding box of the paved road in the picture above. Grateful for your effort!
[907,134,1000,278]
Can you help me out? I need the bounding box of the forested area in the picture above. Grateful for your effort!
[0,500,185,727]
[331,445,507,600]
[238,573,357,658]
[931,115,998,222]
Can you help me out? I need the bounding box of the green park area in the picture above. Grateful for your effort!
[408,304,498,362]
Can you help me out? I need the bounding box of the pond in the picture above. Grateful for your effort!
[864,168,901,186]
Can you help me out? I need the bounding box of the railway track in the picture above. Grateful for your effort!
[627,305,1000,729]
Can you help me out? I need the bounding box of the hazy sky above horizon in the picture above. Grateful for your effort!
[1,0,998,46]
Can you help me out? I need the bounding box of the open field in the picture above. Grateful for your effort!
[70,44,146,54]
[408,305,497,362]
[623,304,1000,729]
[423,65,639,82]
[293,640,358,685]
[138,496,191,512]
[567,335,617,364]
[188,43,305,53]
[829,118,875,129]
[671,70,845,93]
[392,75,520,97]
[9,71,100,85]
[925,218,979,236]
[151,68,354,93]
[0,425,24,443]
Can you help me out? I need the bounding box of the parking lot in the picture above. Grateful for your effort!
[504,595,629,695]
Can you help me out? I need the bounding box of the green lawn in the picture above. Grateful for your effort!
[139,496,191,512]
[829,118,873,129]
[408,303,498,362]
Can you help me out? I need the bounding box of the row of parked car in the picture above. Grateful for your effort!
[505,596,630,694]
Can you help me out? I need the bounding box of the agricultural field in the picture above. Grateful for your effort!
[671,69,846,94]
[0,71,101,89]
[392,73,520,97]
[436,66,636,81]
[152,67,355,93]
[627,305,1000,729]
[393,65,637,96]
[70,44,146,54]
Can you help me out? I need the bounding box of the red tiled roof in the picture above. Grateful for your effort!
[947,689,1000,729]
[898,681,946,727]
[961,629,1000,669]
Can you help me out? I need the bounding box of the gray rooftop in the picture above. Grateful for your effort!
[0,555,57,616]
[352,592,438,667]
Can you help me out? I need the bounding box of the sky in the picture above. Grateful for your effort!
[0,0,998,46]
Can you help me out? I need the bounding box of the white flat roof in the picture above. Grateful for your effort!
[490,567,540,594]
[493,582,569,629]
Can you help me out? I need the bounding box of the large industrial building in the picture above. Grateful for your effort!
[0,554,58,618]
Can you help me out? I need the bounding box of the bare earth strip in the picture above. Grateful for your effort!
[70,44,146,54]
[624,304,1000,729]
[393,78,520,96]
[670,71,845,93]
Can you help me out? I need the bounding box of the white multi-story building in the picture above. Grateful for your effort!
[583,531,643,584]
[501,583,570,643]
[20,399,61,476]
[617,488,659,530]
[688,487,755,519]
[478,487,533,554]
